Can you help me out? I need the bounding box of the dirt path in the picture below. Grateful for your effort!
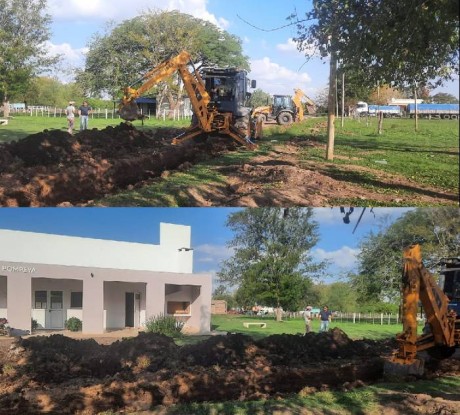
[0,125,456,206]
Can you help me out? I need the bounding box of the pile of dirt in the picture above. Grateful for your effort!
[0,124,235,206]
[4,329,451,414]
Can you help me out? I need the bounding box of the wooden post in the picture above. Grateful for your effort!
[378,111,383,134]
[326,52,337,161]
[341,72,345,128]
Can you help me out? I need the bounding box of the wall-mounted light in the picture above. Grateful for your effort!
[90,273,94,278]
[178,247,193,252]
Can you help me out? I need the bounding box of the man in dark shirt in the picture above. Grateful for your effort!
[78,101,92,131]
[319,305,332,332]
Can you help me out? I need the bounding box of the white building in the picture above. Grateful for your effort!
[0,223,212,334]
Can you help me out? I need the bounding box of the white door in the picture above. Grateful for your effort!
[49,291,64,329]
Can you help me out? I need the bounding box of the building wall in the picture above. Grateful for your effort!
[1,261,211,334]
[0,223,211,334]
[0,223,193,274]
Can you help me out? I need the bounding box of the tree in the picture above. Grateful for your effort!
[0,0,58,115]
[78,10,249,102]
[248,88,272,108]
[350,207,460,304]
[431,92,459,104]
[291,0,459,155]
[217,208,324,318]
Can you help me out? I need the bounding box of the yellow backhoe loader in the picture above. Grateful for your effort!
[385,244,460,376]
[252,88,316,125]
[119,51,260,150]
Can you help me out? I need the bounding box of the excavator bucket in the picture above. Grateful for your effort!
[119,101,141,121]
[383,357,425,378]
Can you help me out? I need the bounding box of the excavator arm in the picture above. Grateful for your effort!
[292,89,316,121]
[385,244,458,376]
[119,51,257,149]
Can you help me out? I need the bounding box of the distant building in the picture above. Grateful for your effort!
[211,299,227,314]
[0,223,212,334]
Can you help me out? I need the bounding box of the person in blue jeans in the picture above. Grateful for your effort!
[319,305,332,332]
[78,101,92,131]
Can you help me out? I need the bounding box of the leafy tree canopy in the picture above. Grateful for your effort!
[248,89,272,108]
[292,0,459,89]
[0,0,58,102]
[430,92,459,104]
[78,10,249,99]
[217,208,324,312]
[350,207,460,303]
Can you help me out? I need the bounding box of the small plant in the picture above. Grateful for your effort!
[144,313,184,337]
[0,318,9,336]
[31,318,39,331]
[65,317,82,332]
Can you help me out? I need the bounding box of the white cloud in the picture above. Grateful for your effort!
[312,246,360,270]
[47,0,228,28]
[249,57,312,95]
[276,38,299,53]
[45,41,88,67]
[194,244,233,263]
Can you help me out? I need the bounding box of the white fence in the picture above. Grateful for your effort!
[9,106,193,121]
[248,311,425,325]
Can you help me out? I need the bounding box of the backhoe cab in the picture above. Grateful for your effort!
[384,245,459,377]
[119,51,260,150]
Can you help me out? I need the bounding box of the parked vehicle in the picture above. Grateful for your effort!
[355,101,402,117]
[406,103,459,119]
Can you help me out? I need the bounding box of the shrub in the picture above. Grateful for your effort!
[0,318,9,336]
[144,313,184,338]
[65,317,82,332]
[31,319,39,331]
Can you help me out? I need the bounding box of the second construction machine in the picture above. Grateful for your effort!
[119,51,260,150]
[252,89,316,125]
[385,244,460,376]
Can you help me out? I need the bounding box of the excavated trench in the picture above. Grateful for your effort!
[0,124,236,206]
[0,329,395,414]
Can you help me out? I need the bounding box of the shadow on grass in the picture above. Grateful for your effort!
[318,165,457,202]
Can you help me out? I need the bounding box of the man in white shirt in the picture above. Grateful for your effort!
[65,101,75,135]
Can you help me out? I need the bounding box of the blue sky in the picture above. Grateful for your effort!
[44,0,459,99]
[0,207,412,287]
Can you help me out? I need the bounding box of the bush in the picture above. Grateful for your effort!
[65,317,82,332]
[31,319,39,331]
[144,313,184,338]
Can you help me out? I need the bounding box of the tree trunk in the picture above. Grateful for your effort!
[2,100,10,118]
[275,307,282,322]
[326,52,337,161]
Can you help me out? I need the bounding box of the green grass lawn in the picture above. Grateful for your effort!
[210,314,401,341]
[279,116,459,195]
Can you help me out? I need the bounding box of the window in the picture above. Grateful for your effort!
[167,301,191,315]
[50,291,63,309]
[70,292,83,308]
[34,291,47,309]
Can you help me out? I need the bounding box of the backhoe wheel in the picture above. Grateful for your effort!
[277,111,293,125]
[427,345,457,360]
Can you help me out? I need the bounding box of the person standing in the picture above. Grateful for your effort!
[319,305,332,332]
[65,101,76,135]
[304,306,313,334]
[78,100,92,131]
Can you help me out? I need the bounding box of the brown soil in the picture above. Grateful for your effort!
[0,330,459,414]
[0,125,456,206]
